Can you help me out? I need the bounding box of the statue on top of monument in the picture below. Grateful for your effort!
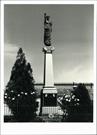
[44,13,52,46]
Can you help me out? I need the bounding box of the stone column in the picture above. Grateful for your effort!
[43,47,54,87]
[41,46,58,115]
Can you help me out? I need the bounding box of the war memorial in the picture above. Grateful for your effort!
[40,13,58,115]
[4,13,93,122]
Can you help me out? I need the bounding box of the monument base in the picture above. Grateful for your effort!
[40,87,58,115]
[42,106,58,115]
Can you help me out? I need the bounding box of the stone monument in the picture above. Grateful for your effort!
[40,13,58,115]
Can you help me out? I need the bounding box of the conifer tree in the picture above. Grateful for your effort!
[4,48,37,121]
[61,83,92,122]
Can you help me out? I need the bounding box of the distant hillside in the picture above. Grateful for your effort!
[35,83,93,100]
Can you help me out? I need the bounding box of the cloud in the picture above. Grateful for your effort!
[4,43,18,57]
[54,65,93,83]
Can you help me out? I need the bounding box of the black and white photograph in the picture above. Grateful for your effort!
[1,1,97,135]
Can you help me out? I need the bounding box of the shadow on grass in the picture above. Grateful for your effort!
[4,115,45,122]
[4,113,93,122]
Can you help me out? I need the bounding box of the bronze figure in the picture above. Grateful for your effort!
[44,13,52,46]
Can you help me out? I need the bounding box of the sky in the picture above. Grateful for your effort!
[4,4,94,86]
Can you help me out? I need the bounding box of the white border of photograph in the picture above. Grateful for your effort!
[1,1,97,135]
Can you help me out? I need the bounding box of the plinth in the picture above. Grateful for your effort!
[40,46,58,115]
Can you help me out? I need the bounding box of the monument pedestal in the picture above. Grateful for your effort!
[40,47,58,115]
[41,87,58,115]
